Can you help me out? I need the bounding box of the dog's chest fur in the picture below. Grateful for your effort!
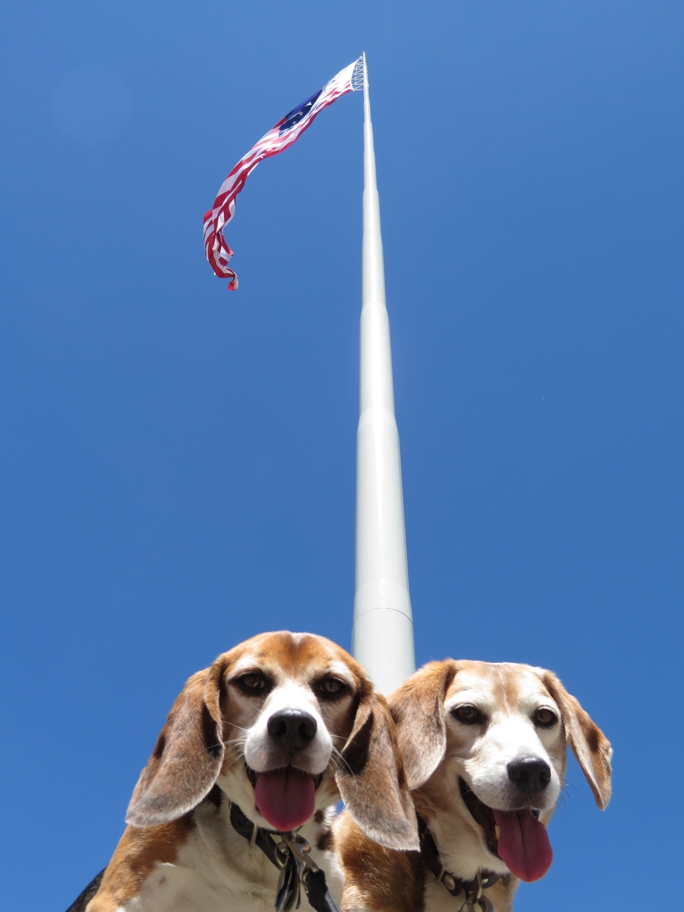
[92,800,341,912]
[422,879,511,912]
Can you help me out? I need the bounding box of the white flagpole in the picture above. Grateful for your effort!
[352,54,416,694]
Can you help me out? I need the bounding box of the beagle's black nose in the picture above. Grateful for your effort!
[267,710,317,753]
[507,756,551,794]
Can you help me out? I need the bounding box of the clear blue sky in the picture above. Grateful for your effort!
[1,2,682,909]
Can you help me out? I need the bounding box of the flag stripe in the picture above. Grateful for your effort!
[204,57,362,290]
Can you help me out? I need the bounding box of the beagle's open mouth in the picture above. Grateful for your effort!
[458,778,553,883]
[246,765,323,832]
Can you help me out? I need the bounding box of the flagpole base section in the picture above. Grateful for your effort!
[352,595,415,695]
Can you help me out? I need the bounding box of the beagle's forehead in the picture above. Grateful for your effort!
[223,631,362,686]
[447,661,552,709]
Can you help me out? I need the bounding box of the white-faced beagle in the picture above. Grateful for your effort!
[67,631,418,912]
[336,660,612,912]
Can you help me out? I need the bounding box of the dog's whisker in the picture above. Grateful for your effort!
[221,736,247,748]
[330,747,354,778]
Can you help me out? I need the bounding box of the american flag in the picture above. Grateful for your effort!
[204,57,363,290]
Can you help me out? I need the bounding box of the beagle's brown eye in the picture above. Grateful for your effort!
[451,704,485,725]
[235,672,270,695]
[533,708,558,728]
[316,677,348,699]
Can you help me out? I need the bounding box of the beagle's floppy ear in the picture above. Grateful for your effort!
[541,671,613,810]
[388,660,457,790]
[126,660,227,827]
[335,690,419,852]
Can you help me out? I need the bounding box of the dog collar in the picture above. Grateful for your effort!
[229,800,342,912]
[417,814,501,911]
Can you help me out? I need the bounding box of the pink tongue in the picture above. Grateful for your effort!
[254,769,316,832]
[493,809,553,883]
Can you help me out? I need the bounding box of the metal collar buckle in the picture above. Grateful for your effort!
[275,834,319,912]
[457,873,494,912]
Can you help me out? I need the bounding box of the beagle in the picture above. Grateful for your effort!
[68,631,418,912]
[336,660,612,912]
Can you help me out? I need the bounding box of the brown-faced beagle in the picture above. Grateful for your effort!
[68,631,418,912]
[335,660,612,912]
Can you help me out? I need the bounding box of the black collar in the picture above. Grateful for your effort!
[229,800,342,912]
[417,814,501,907]
[230,800,283,867]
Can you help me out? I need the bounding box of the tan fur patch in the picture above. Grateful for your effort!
[87,817,193,911]
[336,813,426,912]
